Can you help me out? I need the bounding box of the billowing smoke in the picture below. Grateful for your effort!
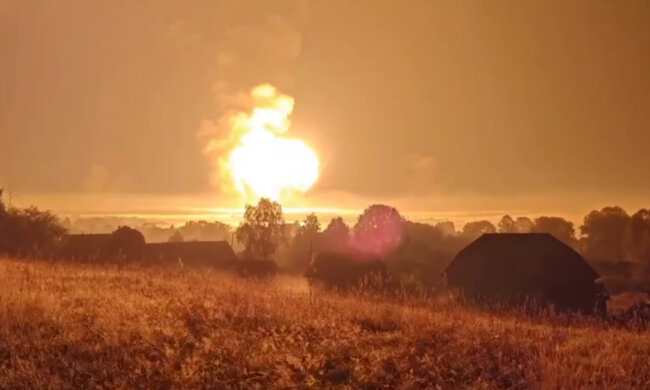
[199,2,316,203]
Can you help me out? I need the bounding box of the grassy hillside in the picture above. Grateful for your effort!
[0,258,649,389]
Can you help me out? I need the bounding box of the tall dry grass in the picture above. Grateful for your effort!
[0,257,649,389]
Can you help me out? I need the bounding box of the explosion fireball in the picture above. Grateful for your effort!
[216,84,319,201]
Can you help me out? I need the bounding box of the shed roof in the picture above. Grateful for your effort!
[144,240,238,264]
[60,234,112,258]
[445,233,599,284]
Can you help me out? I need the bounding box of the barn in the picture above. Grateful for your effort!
[444,233,608,313]
[59,233,112,261]
[143,241,238,268]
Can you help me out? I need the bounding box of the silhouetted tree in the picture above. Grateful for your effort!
[462,220,496,240]
[385,221,452,287]
[498,216,534,233]
[580,206,630,260]
[0,203,66,257]
[108,226,145,261]
[434,221,456,236]
[623,209,650,263]
[288,213,321,272]
[515,217,534,233]
[407,221,444,244]
[320,217,350,252]
[301,213,321,234]
[352,204,406,256]
[235,198,284,260]
[498,215,517,233]
[532,216,577,248]
[168,230,184,243]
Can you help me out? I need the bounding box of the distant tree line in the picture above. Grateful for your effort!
[63,217,232,244]
[0,190,143,261]
[234,199,650,288]
[2,187,650,283]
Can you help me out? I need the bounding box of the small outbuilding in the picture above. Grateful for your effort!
[444,233,608,313]
[307,250,389,290]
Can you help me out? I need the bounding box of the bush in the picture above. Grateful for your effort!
[0,204,66,257]
[108,226,145,262]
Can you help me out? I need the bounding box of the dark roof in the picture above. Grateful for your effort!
[63,233,112,243]
[445,233,599,284]
[144,241,238,264]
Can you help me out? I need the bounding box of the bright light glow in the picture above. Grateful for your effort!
[224,84,319,201]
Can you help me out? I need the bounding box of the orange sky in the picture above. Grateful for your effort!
[1,1,649,224]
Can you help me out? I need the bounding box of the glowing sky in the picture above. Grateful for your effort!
[1,1,649,221]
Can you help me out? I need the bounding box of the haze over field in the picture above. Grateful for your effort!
[1,1,649,223]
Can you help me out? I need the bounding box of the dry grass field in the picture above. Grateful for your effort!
[0,257,649,389]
